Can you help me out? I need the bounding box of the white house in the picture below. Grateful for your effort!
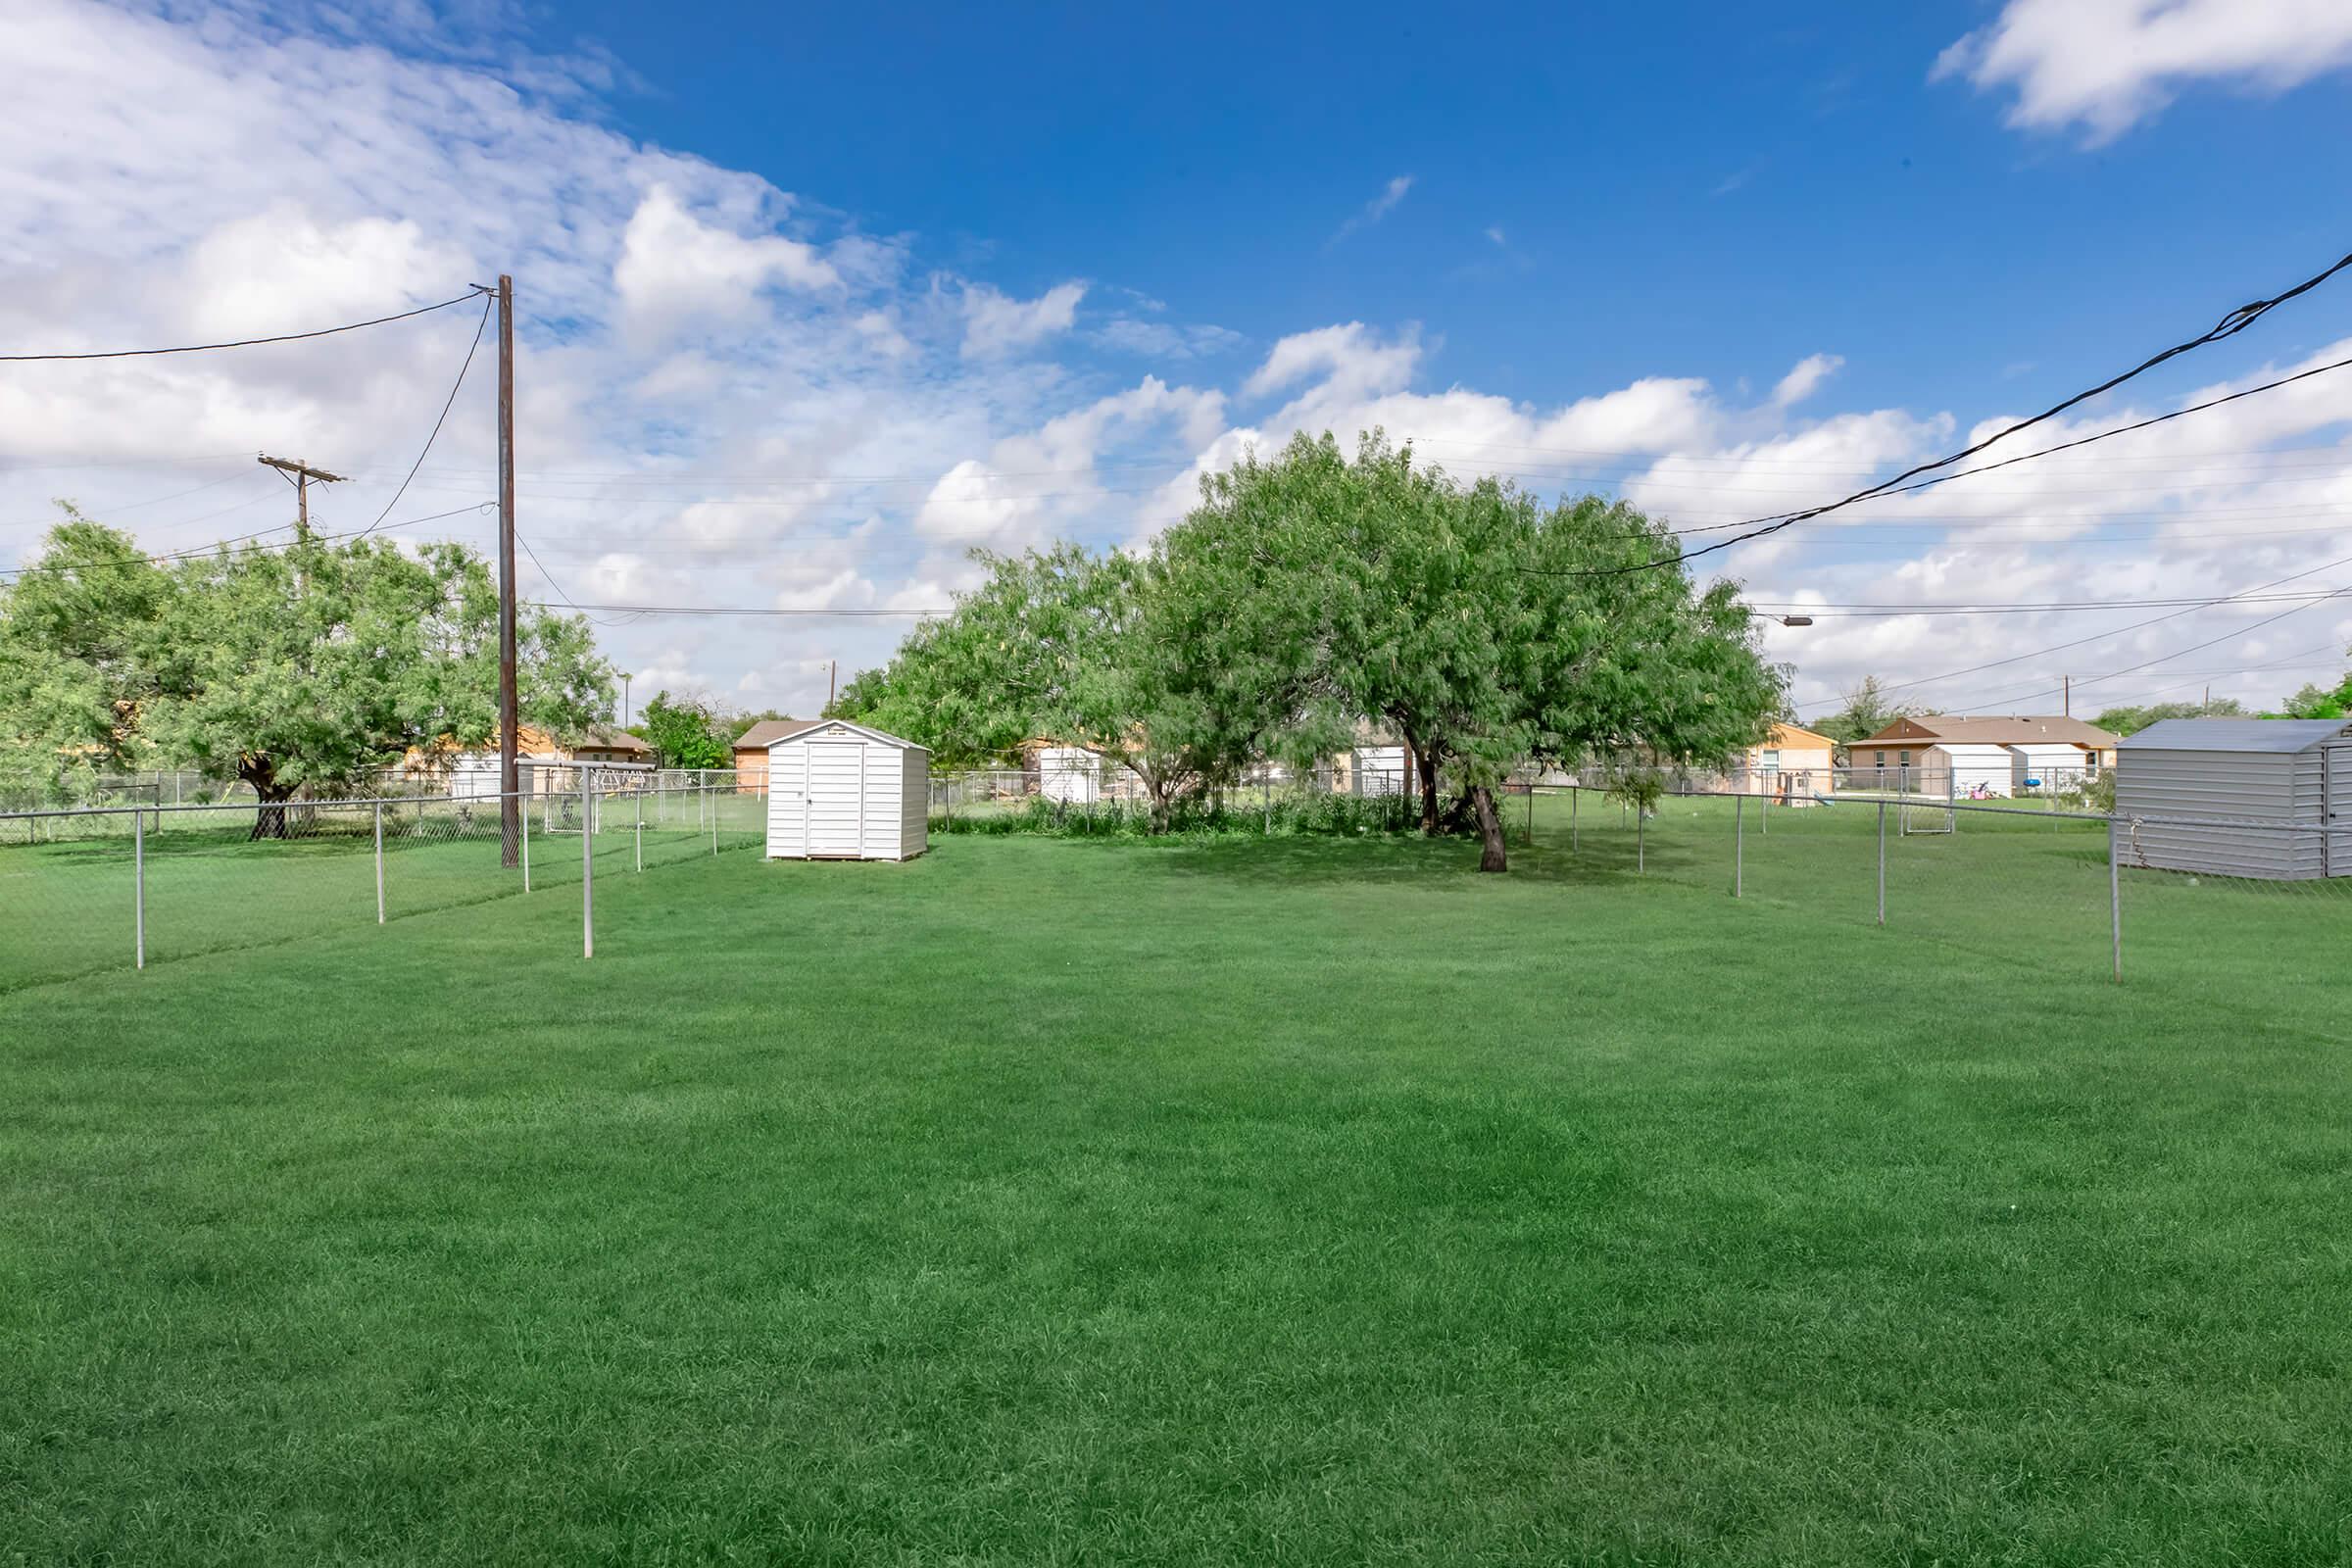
[764,719,929,861]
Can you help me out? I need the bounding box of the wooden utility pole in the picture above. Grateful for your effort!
[257,455,345,541]
[496,274,520,868]
[2062,674,2071,716]
[828,660,837,709]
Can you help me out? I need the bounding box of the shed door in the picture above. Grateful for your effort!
[806,742,866,857]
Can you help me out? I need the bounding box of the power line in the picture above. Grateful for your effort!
[0,504,495,579]
[1753,588,2352,618]
[1794,548,2352,711]
[352,294,494,540]
[1953,593,2352,712]
[1552,246,2352,575]
[1671,352,2352,538]
[0,289,490,363]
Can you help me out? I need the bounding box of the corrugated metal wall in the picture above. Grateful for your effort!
[2115,748,2328,878]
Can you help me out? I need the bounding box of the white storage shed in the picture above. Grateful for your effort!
[1036,746,1102,805]
[765,720,929,860]
[1352,745,1406,796]
[2115,718,2351,880]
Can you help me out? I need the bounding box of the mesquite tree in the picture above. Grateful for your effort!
[1158,431,1782,871]
[0,517,613,835]
[834,543,1256,826]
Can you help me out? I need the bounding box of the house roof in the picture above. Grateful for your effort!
[574,725,651,755]
[734,717,821,750]
[1856,713,2121,749]
[2121,718,2352,755]
[1764,721,1837,749]
[766,717,928,753]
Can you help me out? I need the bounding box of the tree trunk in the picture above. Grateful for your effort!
[1417,747,1443,835]
[250,782,295,840]
[1469,784,1509,873]
[239,760,294,841]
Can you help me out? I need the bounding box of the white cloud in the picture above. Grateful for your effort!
[1329,174,1414,245]
[1936,0,2352,142]
[7,1,2351,724]
[960,280,1086,358]
[612,183,839,337]
[1772,353,1843,409]
[1093,318,1245,361]
[1244,322,1422,402]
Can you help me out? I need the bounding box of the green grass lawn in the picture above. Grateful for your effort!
[4,820,2350,1564]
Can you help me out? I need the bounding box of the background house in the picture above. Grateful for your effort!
[732,718,818,793]
[1848,715,2121,796]
[1740,721,1836,800]
[411,723,650,798]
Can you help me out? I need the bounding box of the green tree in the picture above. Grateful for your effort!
[0,512,172,801]
[0,516,613,833]
[637,691,732,769]
[1810,675,1914,747]
[1158,431,1782,871]
[841,544,1256,820]
[2092,697,2248,736]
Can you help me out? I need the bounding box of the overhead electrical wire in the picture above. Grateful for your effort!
[1540,247,2352,575]
[1795,548,2352,712]
[1950,593,2352,712]
[0,288,490,363]
[351,293,494,540]
[0,504,496,579]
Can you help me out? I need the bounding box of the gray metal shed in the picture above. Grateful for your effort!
[2115,718,2352,879]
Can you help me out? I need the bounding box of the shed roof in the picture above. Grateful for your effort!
[576,725,652,756]
[734,717,821,750]
[2121,718,2352,754]
[766,717,928,753]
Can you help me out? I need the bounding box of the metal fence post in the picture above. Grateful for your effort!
[635,784,643,872]
[133,804,145,970]
[582,769,594,958]
[374,801,385,924]
[521,789,531,893]
[2109,816,2122,983]
[1638,807,1645,872]
[1876,798,1886,927]
[710,778,718,857]
[1525,785,1535,846]
[1571,785,1578,853]
[1735,793,1743,899]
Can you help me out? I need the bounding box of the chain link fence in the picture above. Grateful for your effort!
[0,768,768,992]
[1530,785,2347,1006]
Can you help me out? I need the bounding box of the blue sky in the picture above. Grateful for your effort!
[4,0,2351,719]
[549,0,2352,414]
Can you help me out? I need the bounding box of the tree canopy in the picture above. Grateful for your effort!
[843,431,1783,870]
[2092,697,2249,736]
[1808,675,1915,747]
[637,690,733,770]
[0,515,613,821]
[1158,432,1784,868]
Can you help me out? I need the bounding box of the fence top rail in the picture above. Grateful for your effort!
[0,789,535,823]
